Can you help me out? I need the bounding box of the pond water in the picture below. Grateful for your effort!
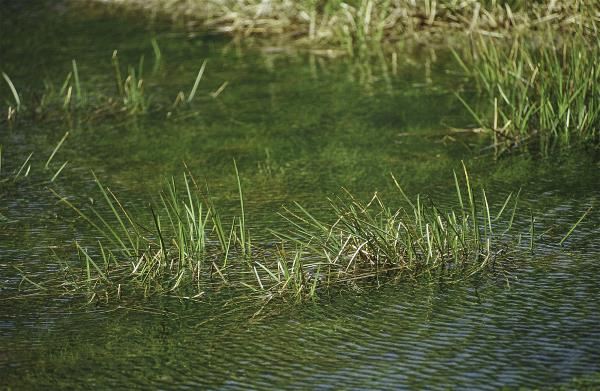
[1,1,599,389]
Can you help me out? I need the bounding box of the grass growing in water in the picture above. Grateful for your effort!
[455,32,599,152]
[23,163,527,303]
[2,45,219,124]
[0,132,70,184]
[2,72,21,124]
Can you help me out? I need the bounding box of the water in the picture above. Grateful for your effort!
[1,2,599,389]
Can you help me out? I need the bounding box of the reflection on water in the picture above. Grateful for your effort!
[1,1,599,389]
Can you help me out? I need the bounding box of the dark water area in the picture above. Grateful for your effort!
[1,1,599,389]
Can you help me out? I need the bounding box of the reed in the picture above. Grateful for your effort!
[151,38,162,73]
[187,60,207,103]
[112,51,150,114]
[45,132,69,169]
[2,72,21,123]
[71,59,83,105]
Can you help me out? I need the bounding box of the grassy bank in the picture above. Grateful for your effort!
[85,0,598,49]
[16,164,532,304]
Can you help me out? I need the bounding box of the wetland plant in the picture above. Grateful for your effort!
[455,32,599,151]
[2,72,21,124]
[1,46,218,123]
[0,132,70,184]
[22,164,526,303]
[112,51,150,114]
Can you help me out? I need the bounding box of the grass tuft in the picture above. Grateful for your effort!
[19,165,532,303]
[455,31,599,151]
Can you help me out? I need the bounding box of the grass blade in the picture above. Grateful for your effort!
[2,72,21,110]
[187,60,207,103]
[560,206,592,246]
[45,131,69,169]
[50,161,69,182]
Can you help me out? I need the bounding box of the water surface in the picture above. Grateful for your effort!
[1,2,599,389]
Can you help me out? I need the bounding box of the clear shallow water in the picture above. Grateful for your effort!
[1,1,600,389]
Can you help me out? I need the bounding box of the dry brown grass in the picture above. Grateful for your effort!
[86,0,598,48]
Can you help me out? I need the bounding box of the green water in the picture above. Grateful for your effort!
[1,2,600,389]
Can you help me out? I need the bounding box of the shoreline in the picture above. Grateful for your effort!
[80,0,598,50]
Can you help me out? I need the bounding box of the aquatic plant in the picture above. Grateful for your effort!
[112,51,150,114]
[1,45,219,124]
[19,163,529,303]
[0,132,70,184]
[455,31,599,151]
[2,72,21,124]
[262,164,522,298]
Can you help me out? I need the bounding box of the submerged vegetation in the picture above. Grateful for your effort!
[18,164,530,304]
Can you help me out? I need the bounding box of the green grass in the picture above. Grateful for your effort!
[0,133,70,184]
[17,163,530,303]
[1,45,217,124]
[2,71,21,124]
[2,72,21,111]
[455,31,599,152]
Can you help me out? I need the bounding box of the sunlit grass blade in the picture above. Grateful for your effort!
[45,131,69,169]
[2,72,21,111]
[50,161,68,182]
[71,59,82,104]
[560,206,593,246]
[187,60,207,103]
[14,152,33,180]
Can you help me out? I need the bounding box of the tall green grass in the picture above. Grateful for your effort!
[455,32,599,151]
[265,163,521,297]
[30,164,528,303]
[48,168,252,299]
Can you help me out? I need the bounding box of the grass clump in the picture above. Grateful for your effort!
[111,51,150,114]
[21,163,527,304]
[1,45,218,125]
[269,164,520,297]
[47,169,252,301]
[455,32,599,152]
